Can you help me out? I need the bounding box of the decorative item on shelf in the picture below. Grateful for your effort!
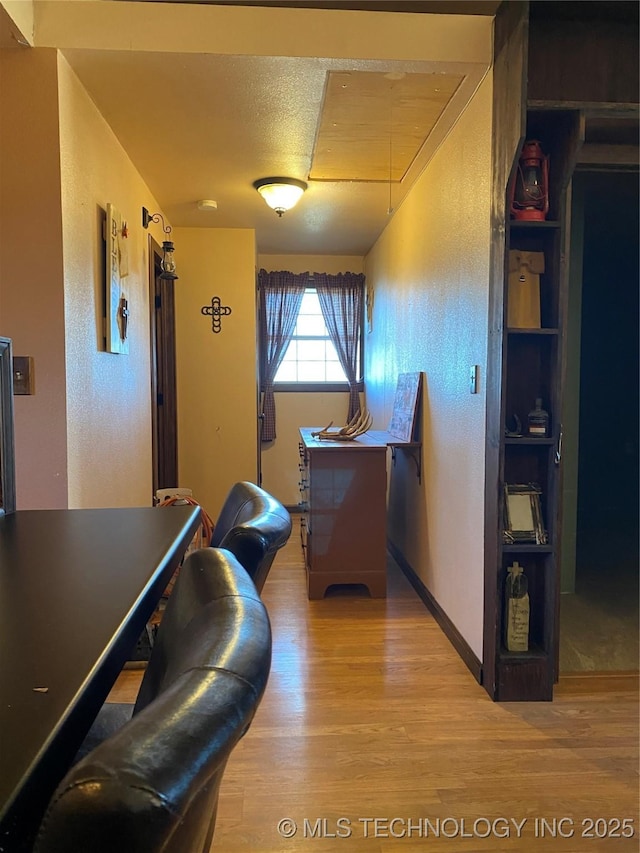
[527,397,549,437]
[505,413,523,437]
[253,177,307,216]
[507,250,543,328]
[503,483,547,545]
[504,561,530,652]
[142,207,178,281]
[509,140,549,221]
[311,409,372,441]
[201,295,232,333]
[388,372,423,442]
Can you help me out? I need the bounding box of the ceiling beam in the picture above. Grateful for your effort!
[33,0,493,64]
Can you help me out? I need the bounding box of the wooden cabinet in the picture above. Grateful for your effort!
[488,109,582,701]
[299,428,388,599]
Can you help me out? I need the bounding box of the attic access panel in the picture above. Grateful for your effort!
[310,70,464,183]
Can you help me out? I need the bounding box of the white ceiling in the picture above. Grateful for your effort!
[2,0,496,256]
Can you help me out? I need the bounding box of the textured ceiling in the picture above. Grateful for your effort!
[10,0,495,256]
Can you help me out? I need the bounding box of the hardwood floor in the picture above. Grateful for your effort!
[110,521,640,851]
[559,525,639,673]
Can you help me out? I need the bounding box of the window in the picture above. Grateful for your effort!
[258,269,364,441]
[274,289,351,383]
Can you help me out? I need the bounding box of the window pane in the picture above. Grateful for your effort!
[270,285,359,386]
[282,340,296,360]
[275,360,297,381]
[299,290,321,314]
[296,314,326,337]
[326,361,347,381]
[299,361,326,382]
[326,340,340,360]
[297,339,326,361]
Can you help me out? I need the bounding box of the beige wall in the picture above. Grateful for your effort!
[364,74,493,660]
[0,47,166,509]
[0,1,34,46]
[58,53,157,508]
[259,255,364,275]
[0,47,68,508]
[0,47,266,515]
[257,254,364,506]
[174,227,258,519]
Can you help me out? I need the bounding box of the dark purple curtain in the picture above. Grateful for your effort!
[315,272,365,422]
[258,269,306,441]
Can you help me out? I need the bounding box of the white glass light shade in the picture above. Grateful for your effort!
[253,178,307,216]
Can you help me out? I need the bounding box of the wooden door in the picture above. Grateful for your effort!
[149,238,178,497]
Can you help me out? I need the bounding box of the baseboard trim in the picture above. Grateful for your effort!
[556,671,640,695]
[388,539,483,685]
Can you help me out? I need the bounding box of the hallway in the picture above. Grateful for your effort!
[113,524,639,851]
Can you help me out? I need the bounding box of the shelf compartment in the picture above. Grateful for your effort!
[500,552,549,655]
[504,441,554,485]
[507,219,562,328]
[525,109,582,223]
[504,333,559,435]
[503,443,557,542]
[497,534,555,701]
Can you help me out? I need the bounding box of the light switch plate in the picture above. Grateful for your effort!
[13,356,34,395]
[470,365,478,394]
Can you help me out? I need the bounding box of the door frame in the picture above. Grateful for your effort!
[149,236,178,498]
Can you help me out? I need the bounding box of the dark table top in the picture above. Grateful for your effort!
[0,505,201,850]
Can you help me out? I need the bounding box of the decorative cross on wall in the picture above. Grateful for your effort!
[201,296,232,333]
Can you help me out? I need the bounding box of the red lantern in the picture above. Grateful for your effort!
[510,140,549,221]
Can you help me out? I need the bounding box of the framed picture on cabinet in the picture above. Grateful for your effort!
[503,483,546,545]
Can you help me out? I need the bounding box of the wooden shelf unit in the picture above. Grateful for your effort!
[488,107,583,701]
[485,0,637,702]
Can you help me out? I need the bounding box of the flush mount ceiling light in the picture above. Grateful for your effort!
[253,177,307,217]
